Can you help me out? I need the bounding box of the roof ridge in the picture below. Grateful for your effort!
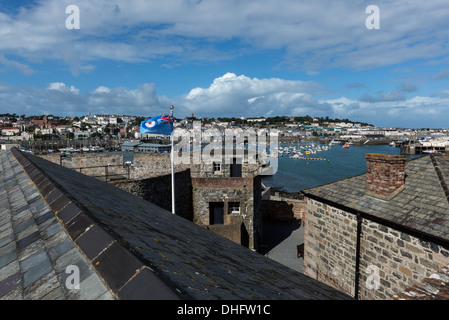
[430,154,449,205]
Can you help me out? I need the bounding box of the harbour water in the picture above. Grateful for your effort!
[261,143,422,193]
[105,142,422,194]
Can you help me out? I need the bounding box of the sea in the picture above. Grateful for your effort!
[112,141,422,194]
[260,142,422,193]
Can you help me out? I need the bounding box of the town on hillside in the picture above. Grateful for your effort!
[1,113,449,154]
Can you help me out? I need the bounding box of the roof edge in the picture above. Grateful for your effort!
[430,154,449,205]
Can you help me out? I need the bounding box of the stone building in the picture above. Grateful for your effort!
[302,153,449,300]
[190,149,263,251]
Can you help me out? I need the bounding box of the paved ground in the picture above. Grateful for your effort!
[261,220,304,273]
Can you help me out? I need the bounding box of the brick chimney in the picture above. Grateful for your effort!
[365,154,406,201]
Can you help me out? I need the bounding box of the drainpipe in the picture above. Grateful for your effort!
[354,213,362,300]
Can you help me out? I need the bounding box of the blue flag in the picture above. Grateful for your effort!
[140,115,174,135]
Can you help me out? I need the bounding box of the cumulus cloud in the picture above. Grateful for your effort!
[48,82,80,94]
[1,73,449,128]
[87,83,171,115]
[181,72,326,117]
[93,86,112,94]
[0,81,170,117]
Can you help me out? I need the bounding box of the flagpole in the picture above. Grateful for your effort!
[170,105,175,215]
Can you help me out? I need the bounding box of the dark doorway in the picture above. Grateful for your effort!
[209,202,224,225]
[230,157,242,177]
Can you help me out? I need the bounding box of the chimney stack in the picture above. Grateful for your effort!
[365,154,406,201]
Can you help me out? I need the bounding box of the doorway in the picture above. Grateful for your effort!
[209,202,224,225]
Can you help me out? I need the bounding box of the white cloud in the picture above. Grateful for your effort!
[0,81,170,117]
[48,82,80,94]
[1,73,449,128]
[182,72,326,117]
[1,0,449,73]
[93,86,112,94]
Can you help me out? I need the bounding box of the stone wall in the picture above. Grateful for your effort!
[189,150,260,179]
[111,170,193,221]
[207,222,243,246]
[192,176,262,250]
[38,153,61,164]
[304,197,449,299]
[38,153,189,181]
[359,219,449,300]
[304,198,358,296]
[261,196,306,222]
[132,153,189,179]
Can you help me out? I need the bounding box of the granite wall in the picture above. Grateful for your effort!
[111,170,193,221]
[304,197,449,299]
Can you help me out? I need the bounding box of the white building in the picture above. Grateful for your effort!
[1,127,20,136]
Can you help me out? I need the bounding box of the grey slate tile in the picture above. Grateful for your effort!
[35,210,54,225]
[48,238,74,261]
[16,231,40,251]
[56,202,81,224]
[0,272,21,299]
[0,260,20,282]
[0,250,17,270]
[41,286,66,300]
[75,224,115,260]
[65,212,95,240]
[54,247,87,274]
[118,267,180,300]
[15,218,36,234]
[16,224,39,242]
[92,241,143,292]
[23,271,60,300]
[0,233,14,249]
[17,238,45,263]
[41,221,63,239]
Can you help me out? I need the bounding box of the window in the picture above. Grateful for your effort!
[213,162,221,173]
[230,158,242,177]
[228,202,240,214]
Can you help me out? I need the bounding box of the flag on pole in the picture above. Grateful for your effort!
[140,115,174,135]
[140,106,176,215]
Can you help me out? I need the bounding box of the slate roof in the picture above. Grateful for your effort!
[303,154,449,246]
[393,263,449,300]
[1,148,352,300]
[0,150,113,299]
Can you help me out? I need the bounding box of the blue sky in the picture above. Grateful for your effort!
[0,0,449,128]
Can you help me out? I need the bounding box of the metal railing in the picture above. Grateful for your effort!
[73,164,131,182]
